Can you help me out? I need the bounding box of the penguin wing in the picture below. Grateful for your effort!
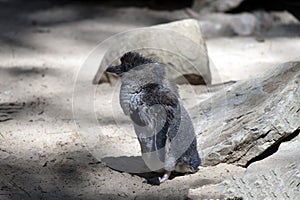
[130,84,180,169]
[138,83,180,150]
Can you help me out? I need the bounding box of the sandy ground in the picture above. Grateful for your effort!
[0,1,299,199]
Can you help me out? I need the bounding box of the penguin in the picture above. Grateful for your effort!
[106,52,201,184]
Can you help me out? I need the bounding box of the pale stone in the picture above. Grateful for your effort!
[193,62,300,166]
[93,19,211,85]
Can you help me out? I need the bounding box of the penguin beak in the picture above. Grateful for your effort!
[106,65,118,73]
[106,65,123,76]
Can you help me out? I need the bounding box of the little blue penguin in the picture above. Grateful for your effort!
[106,52,201,184]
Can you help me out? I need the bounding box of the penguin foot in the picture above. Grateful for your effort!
[159,171,171,183]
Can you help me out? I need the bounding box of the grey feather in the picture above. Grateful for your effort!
[106,52,201,174]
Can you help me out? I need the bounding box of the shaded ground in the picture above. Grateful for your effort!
[0,0,299,199]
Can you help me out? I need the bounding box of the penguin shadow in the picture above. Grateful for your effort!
[102,156,186,186]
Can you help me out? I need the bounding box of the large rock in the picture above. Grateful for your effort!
[189,137,300,199]
[93,19,211,85]
[193,62,300,166]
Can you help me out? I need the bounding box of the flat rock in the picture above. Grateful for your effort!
[93,19,211,85]
[193,61,300,166]
[189,137,300,199]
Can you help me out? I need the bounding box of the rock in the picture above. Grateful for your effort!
[230,13,257,35]
[192,62,300,166]
[199,11,299,38]
[197,13,243,37]
[189,137,300,199]
[193,0,300,21]
[199,12,259,37]
[225,138,300,199]
[93,19,211,85]
[193,0,244,14]
[215,0,245,12]
[198,14,235,38]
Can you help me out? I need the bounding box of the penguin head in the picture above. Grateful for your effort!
[106,52,156,77]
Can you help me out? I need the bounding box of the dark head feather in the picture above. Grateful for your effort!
[106,52,157,76]
[120,52,156,68]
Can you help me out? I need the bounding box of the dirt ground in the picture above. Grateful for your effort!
[0,1,299,199]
